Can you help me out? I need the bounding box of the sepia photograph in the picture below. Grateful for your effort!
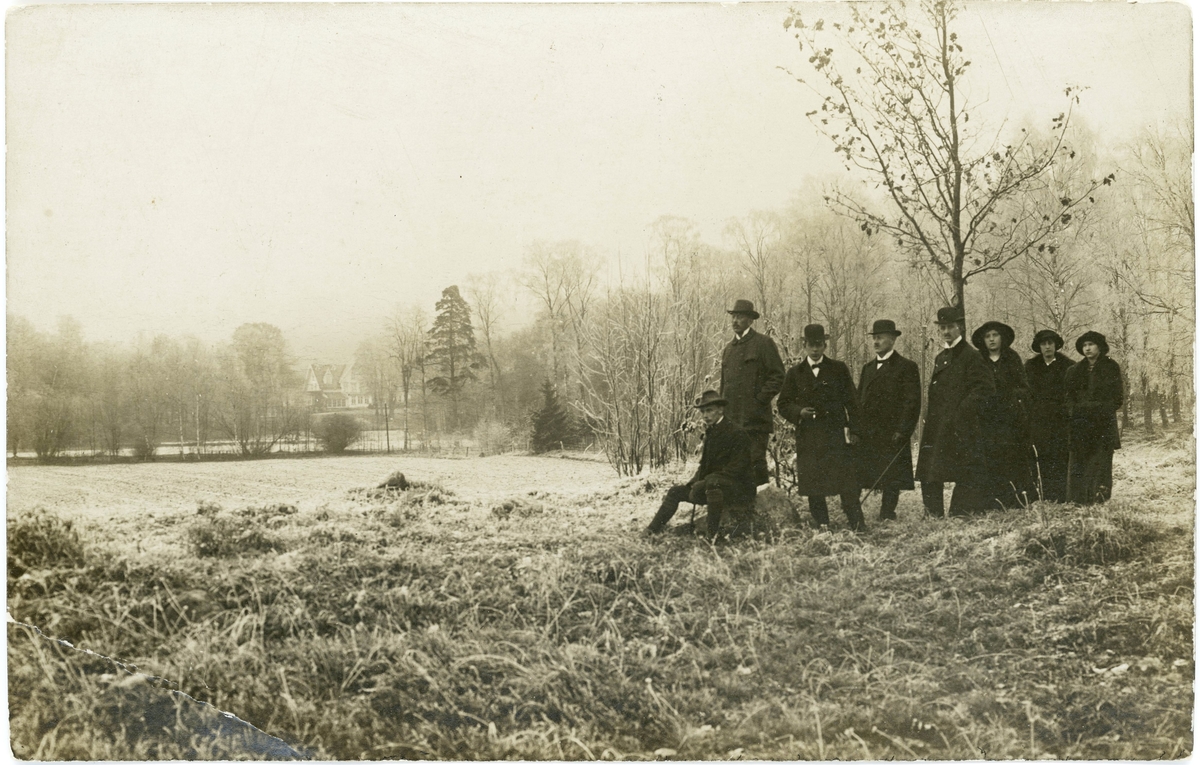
[6,0,1194,759]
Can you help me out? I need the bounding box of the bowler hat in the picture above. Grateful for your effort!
[935,306,964,325]
[1031,329,1065,353]
[802,324,828,344]
[693,390,728,409]
[971,321,1015,351]
[727,299,760,319]
[1075,330,1109,357]
[867,319,902,337]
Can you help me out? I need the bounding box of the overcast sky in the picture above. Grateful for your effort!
[6,2,1192,360]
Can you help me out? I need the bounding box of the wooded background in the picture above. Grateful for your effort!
[7,2,1192,473]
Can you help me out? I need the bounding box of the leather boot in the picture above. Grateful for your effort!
[645,502,677,534]
[843,492,868,533]
[704,487,726,542]
[878,489,899,521]
[729,501,757,538]
[808,496,830,528]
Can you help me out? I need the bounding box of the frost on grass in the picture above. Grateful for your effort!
[7,507,86,576]
[8,511,309,760]
[6,441,1194,760]
[8,621,308,760]
[188,500,290,558]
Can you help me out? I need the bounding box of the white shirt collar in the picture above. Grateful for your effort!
[876,349,895,362]
[807,355,825,366]
[734,328,751,341]
[943,335,963,350]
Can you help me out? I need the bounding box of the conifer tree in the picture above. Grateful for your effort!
[531,379,572,453]
[427,285,480,430]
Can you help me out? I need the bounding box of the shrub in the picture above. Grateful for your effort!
[314,413,364,454]
[186,502,284,558]
[8,508,85,575]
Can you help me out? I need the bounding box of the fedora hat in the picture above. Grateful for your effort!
[693,390,729,409]
[935,306,964,325]
[802,324,828,344]
[1031,329,1065,353]
[1075,330,1109,357]
[867,319,902,337]
[726,299,760,319]
[971,321,1015,350]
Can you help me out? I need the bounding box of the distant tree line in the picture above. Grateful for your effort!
[8,7,1191,469]
[8,116,1189,467]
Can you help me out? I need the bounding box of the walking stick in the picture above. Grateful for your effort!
[858,441,910,506]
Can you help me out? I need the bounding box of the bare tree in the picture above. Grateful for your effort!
[1100,127,1196,427]
[213,323,304,456]
[466,271,509,420]
[652,216,726,460]
[725,211,784,319]
[385,305,429,450]
[784,0,1112,321]
[578,273,673,476]
[520,240,600,398]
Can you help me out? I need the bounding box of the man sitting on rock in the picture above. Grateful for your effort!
[644,390,756,541]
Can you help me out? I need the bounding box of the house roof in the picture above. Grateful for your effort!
[309,363,350,392]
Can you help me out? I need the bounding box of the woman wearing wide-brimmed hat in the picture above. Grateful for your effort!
[971,320,1032,509]
[1064,331,1124,504]
[1025,329,1075,502]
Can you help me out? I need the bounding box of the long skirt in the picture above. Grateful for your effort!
[1066,447,1114,505]
[1031,447,1070,503]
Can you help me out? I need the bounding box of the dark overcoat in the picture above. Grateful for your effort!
[777,357,859,495]
[916,340,995,484]
[1025,352,1074,461]
[978,347,1033,499]
[687,417,757,505]
[856,351,922,491]
[720,329,786,434]
[1065,356,1124,454]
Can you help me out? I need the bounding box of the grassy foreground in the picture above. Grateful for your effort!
[8,440,1194,760]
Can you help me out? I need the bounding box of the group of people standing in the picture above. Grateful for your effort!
[645,300,1125,540]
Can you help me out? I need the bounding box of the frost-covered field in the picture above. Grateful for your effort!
[7,432,1195,760]
[7,453,623,526]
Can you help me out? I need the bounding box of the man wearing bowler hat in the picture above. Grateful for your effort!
[720,299,786,486]
[777,324,867,531]
[856,319,922,521]
[644,390,756,541]
[915,306,995,517]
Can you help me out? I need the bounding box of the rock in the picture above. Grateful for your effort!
[378,471,409,490]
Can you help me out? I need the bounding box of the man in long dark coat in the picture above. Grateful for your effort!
[645,390,756,541]
[915,306,995,517]
[777,324,866,531]
[1025,329,1074,502]
[856,319,922,521]
[720,299,786,486]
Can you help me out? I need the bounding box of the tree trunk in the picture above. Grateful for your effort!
[953,274,967,325]
[1141,376,1153,431]
[1120,372,1131,430]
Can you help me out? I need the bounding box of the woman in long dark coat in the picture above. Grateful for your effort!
[1025,329,1074,502]
[1065,331,1124,504]
[972,321,1032,509]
